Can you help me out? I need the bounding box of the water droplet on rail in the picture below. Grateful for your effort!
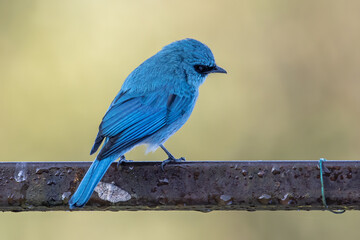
[197,208,212,213]
[258,194,272,205]
[35,168,49,174]
[47,180,56,185]
[257,170,265,178]
[157,178,169,186]
[220,195,233,205]
[271,166,281,175]
[62,192,72,201]
[280,193,296,205]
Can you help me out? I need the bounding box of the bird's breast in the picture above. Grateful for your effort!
[144,93,198,147]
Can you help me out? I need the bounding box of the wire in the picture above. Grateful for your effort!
[319,158,345,214]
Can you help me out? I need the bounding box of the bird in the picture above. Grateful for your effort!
[69,38,227,209]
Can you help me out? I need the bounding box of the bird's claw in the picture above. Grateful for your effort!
[117,155,133,170]
[161,157,186,171]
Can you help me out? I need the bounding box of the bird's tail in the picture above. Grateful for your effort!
[69,156,114,209]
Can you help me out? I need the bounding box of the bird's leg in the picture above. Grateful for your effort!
[160,144,185,170]
[117,155,133,169]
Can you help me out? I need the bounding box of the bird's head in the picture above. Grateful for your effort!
[159,38,227,88]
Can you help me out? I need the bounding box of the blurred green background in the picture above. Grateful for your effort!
[1,0,360,239]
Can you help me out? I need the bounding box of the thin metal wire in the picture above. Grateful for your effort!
[319,158,346,214]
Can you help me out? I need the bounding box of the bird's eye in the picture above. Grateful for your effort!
[194,65,214,74]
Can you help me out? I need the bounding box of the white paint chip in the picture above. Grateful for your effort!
[14,162,27,182]
[94,182,131,203]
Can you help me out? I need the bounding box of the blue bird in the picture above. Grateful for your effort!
[69,38,226,208]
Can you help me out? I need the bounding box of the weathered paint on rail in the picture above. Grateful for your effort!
[0,161,358,212]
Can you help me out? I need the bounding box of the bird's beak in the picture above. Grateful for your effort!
[210,65,227,74]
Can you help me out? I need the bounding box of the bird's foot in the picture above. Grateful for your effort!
[161,157,186,171]
[117,155,133,170]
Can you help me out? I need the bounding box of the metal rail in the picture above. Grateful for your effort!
[0,161,358,212]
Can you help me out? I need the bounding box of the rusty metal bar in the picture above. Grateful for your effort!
[0,161,359,212]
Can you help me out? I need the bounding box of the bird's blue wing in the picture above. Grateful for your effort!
[91,89,195,160]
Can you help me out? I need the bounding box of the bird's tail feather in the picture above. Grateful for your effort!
[69,157,114,209]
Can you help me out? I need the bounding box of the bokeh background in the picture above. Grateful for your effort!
[1,0,360,239]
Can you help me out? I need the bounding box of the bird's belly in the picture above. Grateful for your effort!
[144,111,192,152]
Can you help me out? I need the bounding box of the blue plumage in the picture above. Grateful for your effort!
[69,38,226,208]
